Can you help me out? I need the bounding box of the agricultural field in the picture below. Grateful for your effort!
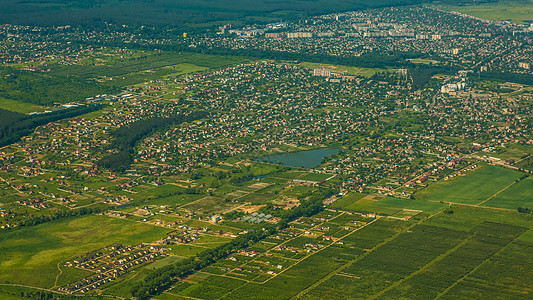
[158,204,533,300]
[436,0,533,25]
[482,176,533,210]
[344,195,446,215]
[416,165,523,205]
[145,162,533,300]
[298,172,334,182]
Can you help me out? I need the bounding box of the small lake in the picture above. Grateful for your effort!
[255,148,339,168]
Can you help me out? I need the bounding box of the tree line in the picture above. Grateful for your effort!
[10,207,104,228]
[478,71,533,86]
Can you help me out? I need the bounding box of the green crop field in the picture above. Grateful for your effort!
[0,215,171,288]
[299,173,334,182]
[330,192,366,209]
[482,177,533,210]
[417,165,522,205]
[344,195,446,214]
[436,0,533,25]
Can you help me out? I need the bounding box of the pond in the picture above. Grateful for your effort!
[255,148,339,168]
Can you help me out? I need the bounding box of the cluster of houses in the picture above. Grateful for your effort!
[190,6,532,74]
[241,212,273,224]
[61,244,165,294]
[17,198,49,209]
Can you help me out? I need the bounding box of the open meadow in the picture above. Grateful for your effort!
[0,214,171,288]
[0,98,46,114]
[436,0,533,24]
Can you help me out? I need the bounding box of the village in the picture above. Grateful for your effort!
[0,4,532,297]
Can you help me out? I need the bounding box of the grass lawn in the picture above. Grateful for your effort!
[417,165,523,205]
[0,214,171,288]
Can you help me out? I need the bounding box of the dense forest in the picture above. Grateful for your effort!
[408,65,458,89]
[478,71,533,86]
[0,105,102,147]
[130,188,334,299]
[0,0,431,27]
[96,111,207,173]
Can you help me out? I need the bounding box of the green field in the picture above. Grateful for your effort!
[417,165,522,205]
[436,0,533,25]
[482,177,533,210]
[0,98,46,114]
[0,215,171,288]
[2,162,530,299]
[330,192,366,209]
[299,173,334,182]
[344,196,446,214]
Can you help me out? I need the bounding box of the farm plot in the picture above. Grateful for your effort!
[418,165,522,205]
[181,196,239,214]
[377,222,528,299]
[481,176,533,210]
[343,195,444,215]
[302,225,470,299]
[461,241,533,294]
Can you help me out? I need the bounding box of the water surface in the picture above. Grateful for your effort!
[255,148,338,168]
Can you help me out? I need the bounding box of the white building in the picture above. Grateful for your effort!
[313,68,331,77]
